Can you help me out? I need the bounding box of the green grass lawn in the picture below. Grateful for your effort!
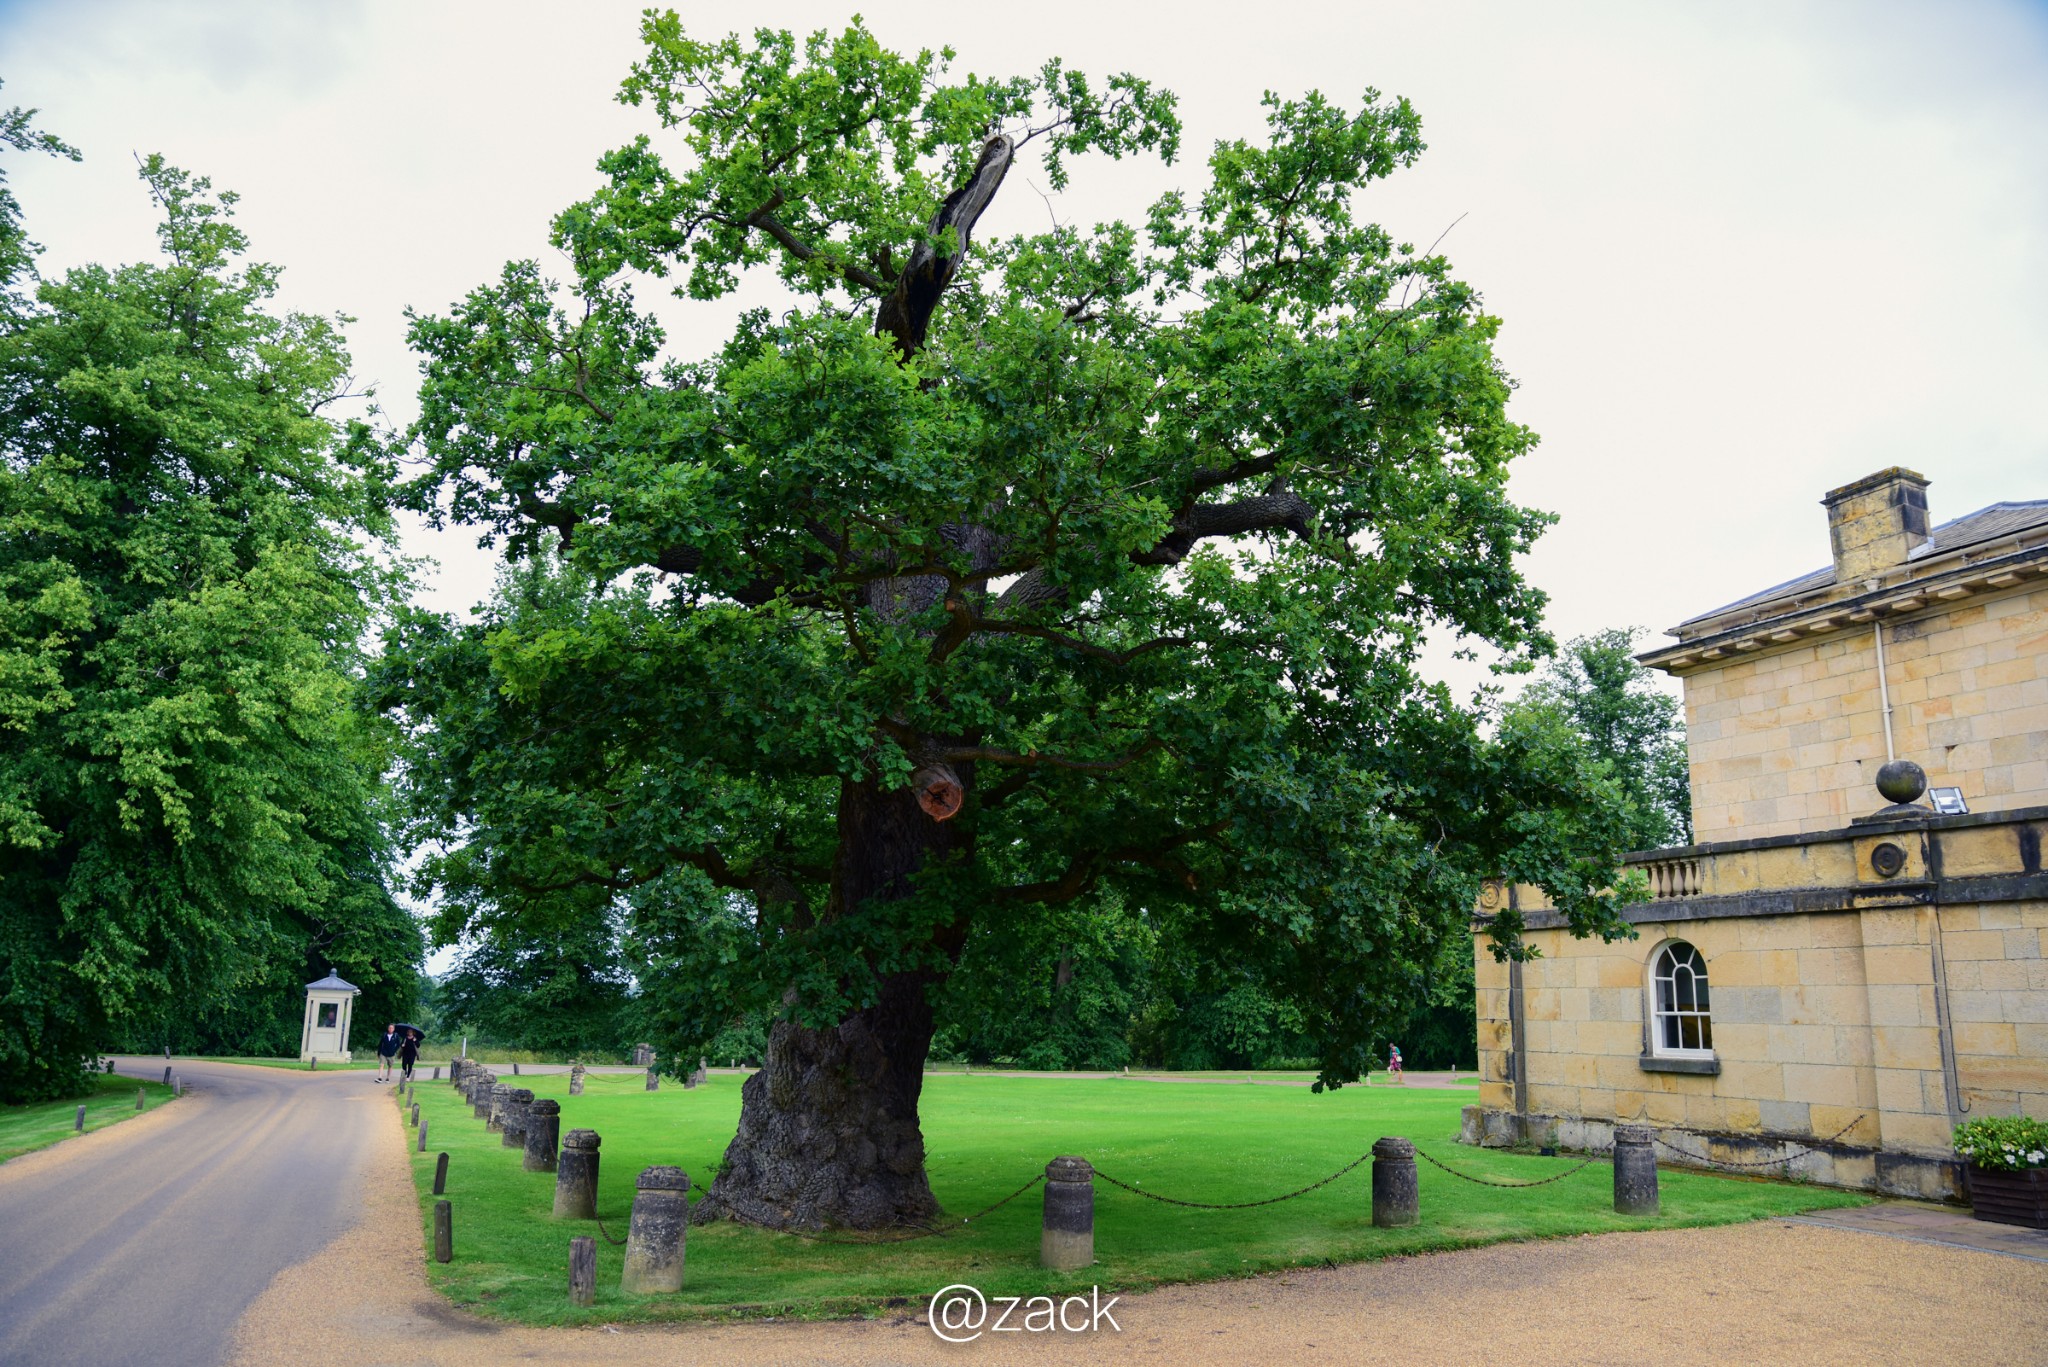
[195,1053,604,1070]
[196,1056,389,1071]
[1,1073,178,1163]
[403,1070,1869,1325]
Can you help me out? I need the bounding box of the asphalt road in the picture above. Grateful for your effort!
[0,1058,390,1367]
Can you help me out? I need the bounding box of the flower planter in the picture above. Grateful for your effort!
[1966,1165,2048,1229]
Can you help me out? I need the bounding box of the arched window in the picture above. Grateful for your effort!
[1651,941,1713,1055]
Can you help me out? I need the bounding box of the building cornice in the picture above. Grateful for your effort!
[1638,536,2048,676]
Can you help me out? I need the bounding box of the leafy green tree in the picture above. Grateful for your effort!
[0,144,418,1101]
[0,86,79,307]
[1512,628,1691,849]
[382,16,1637,1228]
[935,892,1151,1071]
[435,913,639,1058]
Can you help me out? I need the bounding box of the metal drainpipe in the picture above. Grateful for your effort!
[1507,961,1529,1123]
[1925,839,1967,1117]
[1873,622,1897,763]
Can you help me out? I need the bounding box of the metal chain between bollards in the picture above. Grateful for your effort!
[593,1212,628,1247]
[711,1171,1048,1245]
[1093,1149,1375,1209]
[1650,1114,1868,1170]
[1410,1146,1601,1188]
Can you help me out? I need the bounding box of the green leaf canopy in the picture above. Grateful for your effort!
[0,148,419,1100]
[383,15,1638,1107]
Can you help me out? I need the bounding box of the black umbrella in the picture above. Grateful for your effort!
[391,1023,425,1040]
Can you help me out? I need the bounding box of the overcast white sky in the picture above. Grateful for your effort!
[5,0,2046,658]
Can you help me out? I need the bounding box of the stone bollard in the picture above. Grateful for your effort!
[1041,1156,1095,1270]
[512,1061,520,1076]
[569,1063,585,1096]
[74,1104,86,1133]
[1371,1137,1420,1227]
[433,1064,441,1082]
[620,1166,690,1294]
[487,1083,511,1132]
[163,1065,172,1086]
[645,1066,659,1092]
[434,1199,453,1262]
[135,1087,145,1110]
[412,1101,420,1126]
[502,1088,534,1149]
[173,1077,181,1098]
[308,1058,317,1071]
[472,1075,495,1122]
[569,1235,597,1306]
[433,1152,449,1196]
[1613,1126,1659,1215]
[419,1117,429,1153]
[525,1099,561,1173]
[554,1130,601,1219]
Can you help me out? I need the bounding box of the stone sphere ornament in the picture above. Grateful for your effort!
[1875,760,1927,805]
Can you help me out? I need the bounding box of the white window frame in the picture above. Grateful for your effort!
[1648,940,1714,1058]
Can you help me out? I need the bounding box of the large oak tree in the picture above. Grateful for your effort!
[383,17,1635,1229]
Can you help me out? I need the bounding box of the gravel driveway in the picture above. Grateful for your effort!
[228,1080,2048,1367]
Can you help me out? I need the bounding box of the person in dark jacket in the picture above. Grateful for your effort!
[375,1024,401,1082]
[398,1029,421,1083]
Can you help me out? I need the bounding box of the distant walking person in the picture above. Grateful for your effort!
[376,1024,401,1083]
[1388,1044,1404,1084]
[398,1029,421,1083]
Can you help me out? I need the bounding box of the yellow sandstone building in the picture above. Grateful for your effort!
[1467,468,2048,1198]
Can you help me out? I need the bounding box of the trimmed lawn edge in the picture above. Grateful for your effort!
[0,1074,179,1164]
[397,1074,1871,1327]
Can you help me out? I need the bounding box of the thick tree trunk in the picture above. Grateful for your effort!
[697,777,967,1230]
[696,972,940,1230]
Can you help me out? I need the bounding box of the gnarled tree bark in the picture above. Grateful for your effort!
[697,775,970,1229]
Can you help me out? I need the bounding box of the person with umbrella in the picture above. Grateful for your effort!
[398,1026,422,1083]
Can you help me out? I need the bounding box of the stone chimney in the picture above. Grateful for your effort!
[1822,467,1931,582]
